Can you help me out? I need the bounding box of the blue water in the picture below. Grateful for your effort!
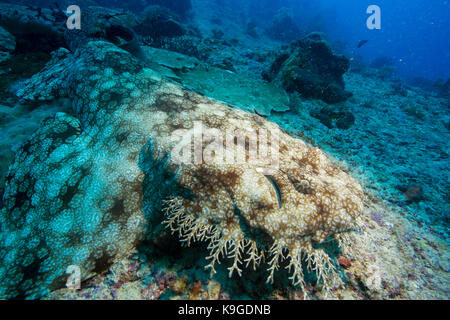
[241,0,450,80]
[311,0,450,81]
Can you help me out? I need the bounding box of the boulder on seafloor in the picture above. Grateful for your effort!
[264,32,353,104]
[310,106,355,130]
[135,5,186,41]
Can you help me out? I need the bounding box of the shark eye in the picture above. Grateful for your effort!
[290,177,315,195]
[264,175,282,208]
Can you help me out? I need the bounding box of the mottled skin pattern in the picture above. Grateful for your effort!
[0,39,363,298]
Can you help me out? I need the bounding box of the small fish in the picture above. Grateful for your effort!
[357,40,369,48]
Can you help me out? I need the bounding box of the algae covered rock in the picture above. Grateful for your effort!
[0,29,363,298]
[265,32,353,104]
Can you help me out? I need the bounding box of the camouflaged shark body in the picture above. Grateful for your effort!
[0,35,363,298]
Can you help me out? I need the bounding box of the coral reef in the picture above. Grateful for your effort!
[0,26,363,298]
[62,6,140,44]
[264,32,352,104]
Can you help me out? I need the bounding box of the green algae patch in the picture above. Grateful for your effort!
[142,46,290,116]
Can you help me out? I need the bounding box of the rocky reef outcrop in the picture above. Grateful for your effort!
[264,32,352,104]
[265,7,301,43]
[0,25,363,298]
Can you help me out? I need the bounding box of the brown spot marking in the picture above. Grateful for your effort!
[155,94,179,114]
[21,140,33,155]
[49,125,81,151]
[221,171,240,188]
[20,252,48,282]
[251,113,266,127]
[280,144,289,153]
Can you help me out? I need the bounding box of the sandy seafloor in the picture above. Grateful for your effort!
[0,0,449,300]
